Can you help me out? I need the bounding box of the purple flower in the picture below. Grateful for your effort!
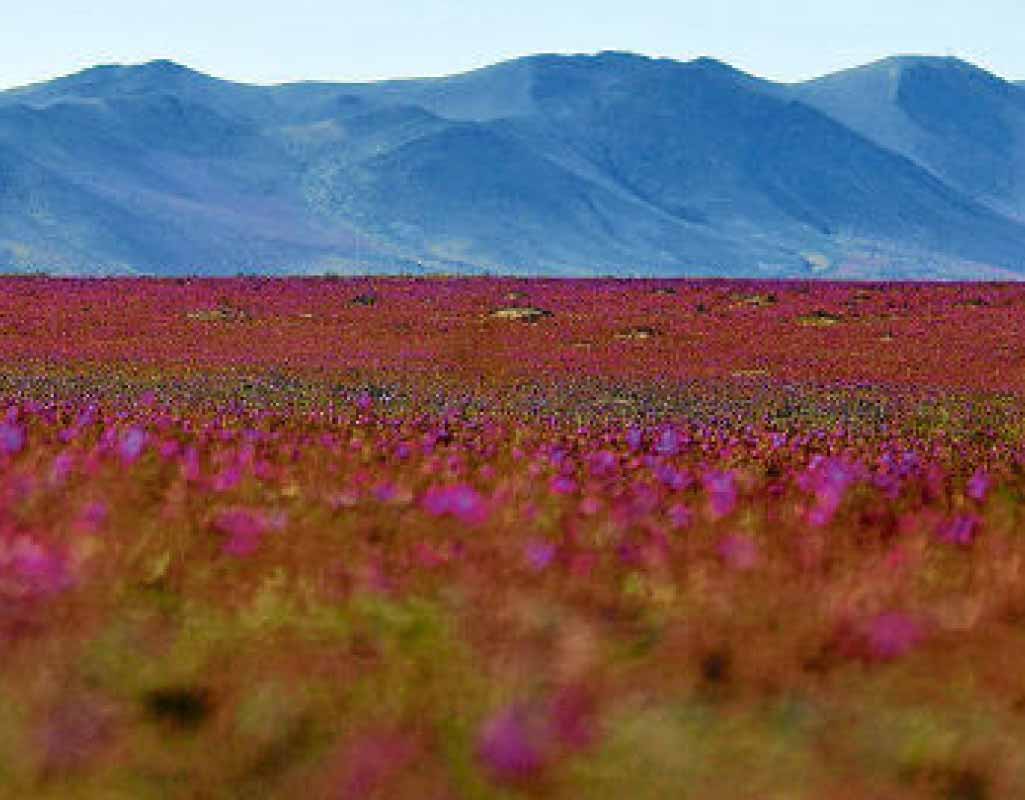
[867,612,923,661]
[668,503,693,529]
[550,476,578,495]
[421,484,488,526]
[117,427,147,465]
[937,514,980,547]
[49,452,75,487]
[477,706,545,782]
[626,426,643,452]
[588,450,618,478]
[655,427,682,457]
[703,470,738,519]
[655,464,689,491]
[0,422,25,456]
[524,540,557,572]
[967,468,990,502]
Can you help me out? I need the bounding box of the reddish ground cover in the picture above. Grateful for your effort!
[2,278,1025,798]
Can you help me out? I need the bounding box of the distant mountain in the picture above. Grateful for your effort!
[2,52,1025,278]
[792,56,1025,222]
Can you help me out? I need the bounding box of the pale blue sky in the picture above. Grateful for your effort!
[3,0,1024,91]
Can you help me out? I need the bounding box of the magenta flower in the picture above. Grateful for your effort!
[3,537,74,597]
[213,508,272,557]
[211,464,241,493]
[158,440,180,460]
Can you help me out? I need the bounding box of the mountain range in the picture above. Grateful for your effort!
[2,52,1025,278]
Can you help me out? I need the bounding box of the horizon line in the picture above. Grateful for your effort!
[2,49,1023,94]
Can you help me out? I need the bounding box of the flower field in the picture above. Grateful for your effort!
[3,277,1025,798]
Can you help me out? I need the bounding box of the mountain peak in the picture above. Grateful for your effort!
[61,58,209,84]
[811,54,1004,86]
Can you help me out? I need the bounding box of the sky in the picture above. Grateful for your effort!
[3,0,1025,91]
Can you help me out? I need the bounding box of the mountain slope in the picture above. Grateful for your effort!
[793,56,1025,221]
[2,53,1025,278]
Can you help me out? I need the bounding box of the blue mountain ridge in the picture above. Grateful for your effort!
[2,51,1025,278]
